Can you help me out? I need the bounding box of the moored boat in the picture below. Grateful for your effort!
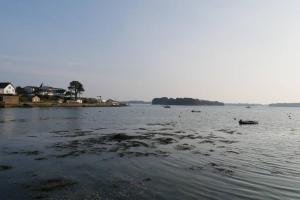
[239,120,258,125]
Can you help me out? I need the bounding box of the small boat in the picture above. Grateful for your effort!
[239,120,258,125]
[191,110,201,113]
[163,105,171,108]
[245,106,251,109]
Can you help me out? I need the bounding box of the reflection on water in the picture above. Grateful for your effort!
[1,105,300,200]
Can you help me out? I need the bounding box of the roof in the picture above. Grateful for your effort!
[0,82,12,89]
[24,86,37,88]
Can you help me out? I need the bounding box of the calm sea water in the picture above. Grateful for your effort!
[0,105,300,200]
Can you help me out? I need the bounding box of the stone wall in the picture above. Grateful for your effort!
[0,95,20,105]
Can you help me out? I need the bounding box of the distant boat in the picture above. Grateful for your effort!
[239,120,258,125]
[246,106,251,109]
[163,105,171,108]
[191,110,201,113]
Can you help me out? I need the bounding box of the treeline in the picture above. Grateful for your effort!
[152,97,224,106]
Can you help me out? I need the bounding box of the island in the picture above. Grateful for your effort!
[152,97,224,106]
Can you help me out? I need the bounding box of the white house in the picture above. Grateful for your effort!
[0,82,16,95]
[76,99,83,104]
[32,96,41,103]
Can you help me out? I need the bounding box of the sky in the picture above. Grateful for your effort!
[1,0,300,103]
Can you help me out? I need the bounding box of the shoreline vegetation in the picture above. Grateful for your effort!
[0,94,127,108]
[0,95,127,108]
[152,97,224,106]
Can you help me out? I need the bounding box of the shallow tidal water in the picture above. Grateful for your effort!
[1,105,300,200]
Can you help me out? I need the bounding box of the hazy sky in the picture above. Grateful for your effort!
[1,0,300,103]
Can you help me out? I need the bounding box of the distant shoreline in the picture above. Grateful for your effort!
[225,103,264,106]
[269,103,300,107]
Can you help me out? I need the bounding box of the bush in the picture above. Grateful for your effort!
[19,95,32,103]
[83,98,98,104]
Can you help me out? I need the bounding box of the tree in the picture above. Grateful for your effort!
[65,91,72,99]
[16,86,26,95]
[68,81,84,100]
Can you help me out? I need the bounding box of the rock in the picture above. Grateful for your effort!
[31,178,76,192]
[142,178,152,182]
[155,137,177,144]
[109,133,135,142]
[175,144,195,151]
[0,165,13,171]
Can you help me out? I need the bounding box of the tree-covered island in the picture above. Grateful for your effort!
[152,97,224,106]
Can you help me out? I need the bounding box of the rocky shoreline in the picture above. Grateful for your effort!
[0,102,127,108]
